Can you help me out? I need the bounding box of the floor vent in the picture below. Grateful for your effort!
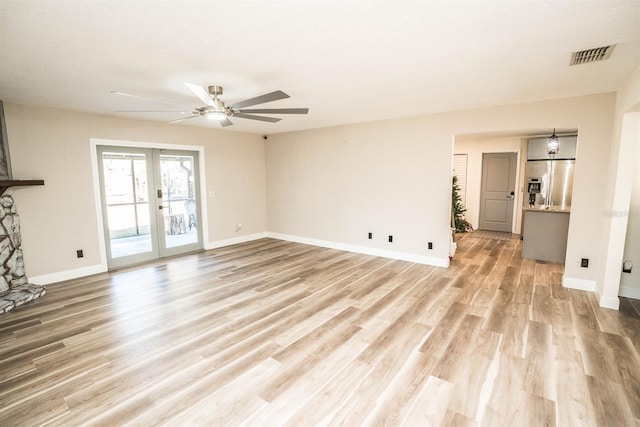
[570,45,615,65]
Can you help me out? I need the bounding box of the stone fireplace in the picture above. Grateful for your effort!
[0,195,46,314]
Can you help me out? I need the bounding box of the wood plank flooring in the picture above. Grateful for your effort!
[1,235,639,426]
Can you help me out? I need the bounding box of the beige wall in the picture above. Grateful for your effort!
[615,67,640,299]
[622,141,640,296]
[267,93,616,286]
[266,119,453,265]
[453,136,526,233]
[3,91,621,295]
[5,103,266,280]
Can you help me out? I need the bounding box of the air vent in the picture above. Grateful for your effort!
[570,45,615,65]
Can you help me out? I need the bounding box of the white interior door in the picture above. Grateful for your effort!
[479,152,517,232]
[98,146,202,268]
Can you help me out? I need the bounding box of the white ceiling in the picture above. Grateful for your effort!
[1,1,639,135]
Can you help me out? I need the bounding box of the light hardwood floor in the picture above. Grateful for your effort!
[1,235,639,426]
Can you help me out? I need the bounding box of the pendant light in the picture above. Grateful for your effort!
[547,128,560,155]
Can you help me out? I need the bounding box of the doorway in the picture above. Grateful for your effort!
[97,146,203,269]
[478,152,517,232]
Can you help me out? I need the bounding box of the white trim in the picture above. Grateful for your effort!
[562,275,596,292]
[29,233,268,285]
[206,232,268,250]
[267,232,449,267]
[90,138,205,151]
[28,232,444,285]
[512,149,522,234]
[619,286,640,300]
[563,275,620,310]
[89,142,108,269]
[29,264,108,286]
[599,294,620,310]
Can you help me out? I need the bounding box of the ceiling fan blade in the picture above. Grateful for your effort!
[229,90,290,109]
[220,117,234,127]
[167,115,200,124]
[184,82,215,107]
[111,91,185,107]
[116,110,191,113]
[234,113,282,123]
[238,108,309,114]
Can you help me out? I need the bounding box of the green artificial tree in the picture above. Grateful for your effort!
[452,175,472,233]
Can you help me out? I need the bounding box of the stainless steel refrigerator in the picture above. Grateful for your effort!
[521,135,576,236]
[524,135,576,208]
[525,159,575,208]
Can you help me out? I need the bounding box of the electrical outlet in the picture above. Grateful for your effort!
[428,242,433,250]
[368,232,373,239]
[388,235,393,243]
[581,258,589,268]
[76,249,84,258]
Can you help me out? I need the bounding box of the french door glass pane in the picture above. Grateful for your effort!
[133,158,149,202]
[159,154,198,249]
[102,152,153,258]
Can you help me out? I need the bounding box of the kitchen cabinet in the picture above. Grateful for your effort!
[522,207,570,263]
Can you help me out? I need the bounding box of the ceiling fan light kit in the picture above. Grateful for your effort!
[205,110,228,121]
[115,83,309,128]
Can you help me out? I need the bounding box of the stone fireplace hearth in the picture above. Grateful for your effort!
[0,195,46,314]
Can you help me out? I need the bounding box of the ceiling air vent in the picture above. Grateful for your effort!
[570,45,615,65]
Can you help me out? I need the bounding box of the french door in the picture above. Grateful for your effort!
[97,146,203,269]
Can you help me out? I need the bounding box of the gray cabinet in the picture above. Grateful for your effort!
[522,208,570,263]
[527,135,577,160]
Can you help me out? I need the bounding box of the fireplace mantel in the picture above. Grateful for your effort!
[0,180,45,196]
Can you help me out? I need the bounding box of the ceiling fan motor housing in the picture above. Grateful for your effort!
[182,83,308,125]
[208,85,223,96]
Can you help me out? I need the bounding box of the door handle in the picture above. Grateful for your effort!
[506,195,515,199]
[159,205,169,210]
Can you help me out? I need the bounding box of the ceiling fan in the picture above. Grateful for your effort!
[113,83,309,127]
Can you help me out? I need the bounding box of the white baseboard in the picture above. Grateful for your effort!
[28,231,446,286]
[29,233,269,285]
[29,233,267,285]
[205,232,268,250]
[29,264,108,286]
[618,286,640,300]
[599,294,620,310]
[562,276,596,292]
[266,232,449,268]
[563,276,620,310]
